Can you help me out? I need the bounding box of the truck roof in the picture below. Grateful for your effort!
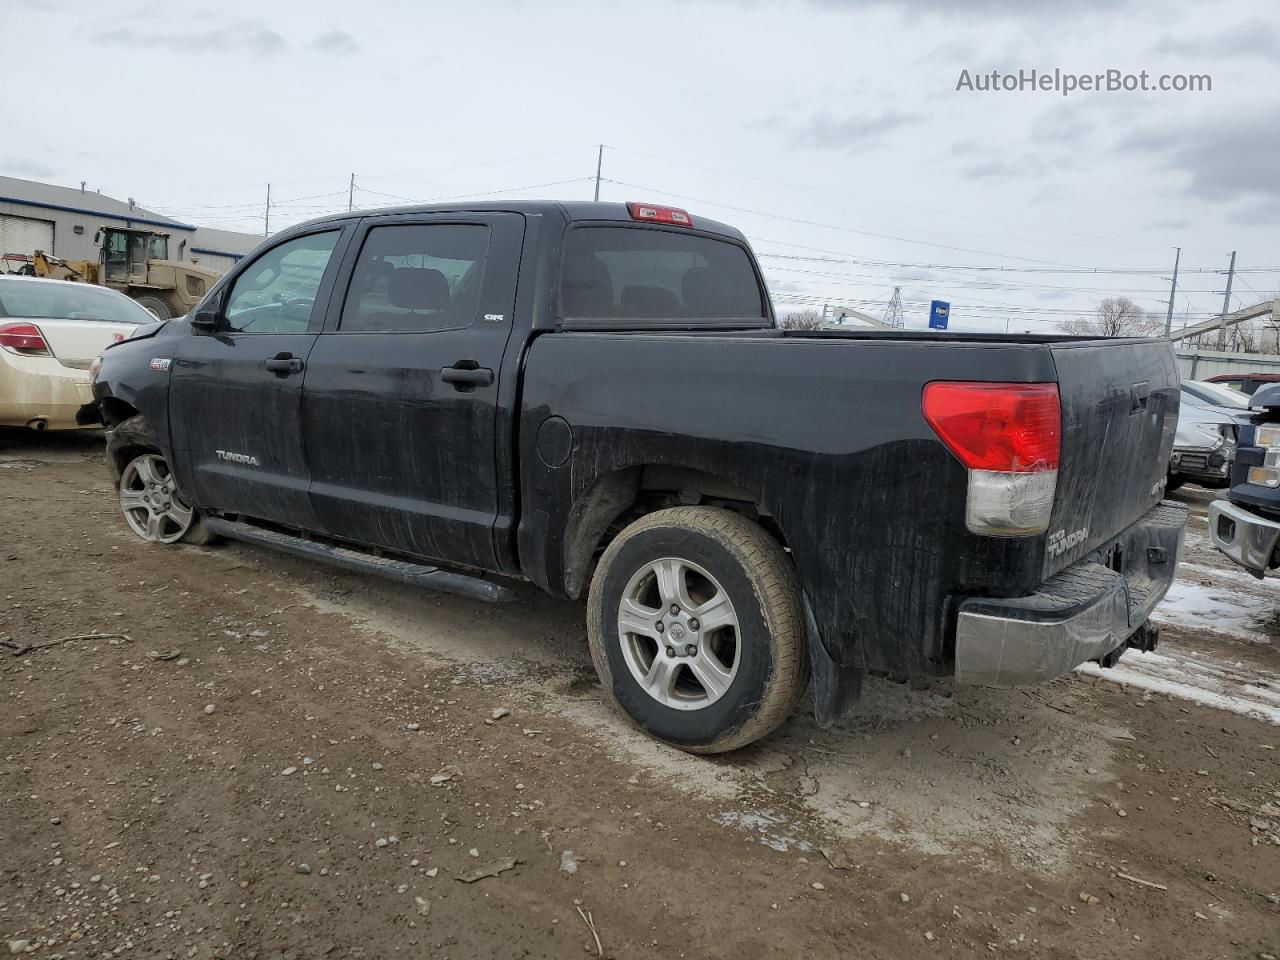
[294,201,750,244]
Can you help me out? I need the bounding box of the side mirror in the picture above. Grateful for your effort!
[191,297,220,332]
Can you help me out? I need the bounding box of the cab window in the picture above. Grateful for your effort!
[339,224,489,333]
[224,231,339,334]
[559,226,767,327]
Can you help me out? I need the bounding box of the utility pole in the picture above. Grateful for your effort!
[1216,250,1237,351]
[1163,246,1180,336]
[348,173,355,212]
[593,145,603,202]
[264,183,271,237]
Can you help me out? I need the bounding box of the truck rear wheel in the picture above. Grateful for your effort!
[586,506,808,753]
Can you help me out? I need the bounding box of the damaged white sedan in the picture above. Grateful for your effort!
[0,276,153,431]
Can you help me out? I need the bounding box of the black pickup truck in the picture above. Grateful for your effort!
[86,200,1187,753]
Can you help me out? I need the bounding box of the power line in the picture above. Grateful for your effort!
[352,177,595,206]
[599,177,1092,267]
[754,248,1279,276]
[601,144,1173,253]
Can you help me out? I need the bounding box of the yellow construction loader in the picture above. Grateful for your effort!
[21,226,222,319]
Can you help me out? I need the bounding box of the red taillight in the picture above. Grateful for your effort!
[627,202,693,227]
[0,321,51,356]
[922,382,1061,473]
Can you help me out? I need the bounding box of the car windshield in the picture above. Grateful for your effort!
[0,278,154,325]
[1185,380,1250,409]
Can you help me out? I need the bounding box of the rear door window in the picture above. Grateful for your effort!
[339,224,489,333]
[560,226,767,326]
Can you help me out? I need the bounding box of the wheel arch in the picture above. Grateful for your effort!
[560,463,787,600]
[105,411,161,482]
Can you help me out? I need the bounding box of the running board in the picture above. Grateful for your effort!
[203,517,518,603]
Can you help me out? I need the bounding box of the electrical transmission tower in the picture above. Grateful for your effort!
[882,286,904,328]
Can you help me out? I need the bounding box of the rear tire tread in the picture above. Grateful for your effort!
[587,506,808,754]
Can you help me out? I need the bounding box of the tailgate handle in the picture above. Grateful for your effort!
[1130,380,1151,413]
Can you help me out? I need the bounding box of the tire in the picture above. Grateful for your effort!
[134,295,173,320]
[1166,473,1185,492]
[586,506,808,753]
[118,450,216,546]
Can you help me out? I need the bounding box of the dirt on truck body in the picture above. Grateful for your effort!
[0,431,1277,959]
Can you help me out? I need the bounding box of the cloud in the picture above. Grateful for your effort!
[2,157,59,179]
[91,19,286,55]
[1155,19,1280,60]
[1029,104,1095,145]
[1226,197,1280,227]
[309,30,359,55]
[782,110,926,154]
[1118,106,1280,203]
[1146,216,1190,230]
[962,159,1022,179]
[733,0,1125,15]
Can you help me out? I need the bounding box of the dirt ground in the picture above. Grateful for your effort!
[1,430,1277,960]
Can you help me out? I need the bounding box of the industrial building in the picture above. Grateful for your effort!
[0,175,261,275]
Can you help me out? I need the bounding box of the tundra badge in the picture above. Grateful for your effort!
[216,450,260,467]
[149,358,171,372]
[1046,526,1089,559]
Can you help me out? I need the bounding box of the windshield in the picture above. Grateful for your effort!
[1184,380,1250,409]
[0,277,155,325]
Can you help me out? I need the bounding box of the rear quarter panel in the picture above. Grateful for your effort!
[518,332,1062,677]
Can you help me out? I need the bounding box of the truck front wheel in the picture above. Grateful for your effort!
[118,452,215,545]
[586,506,808,753]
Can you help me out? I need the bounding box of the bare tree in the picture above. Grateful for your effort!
[1062,297,1160,338]
[779,309,824,331]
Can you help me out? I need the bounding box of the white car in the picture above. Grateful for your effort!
[0,276,155,430]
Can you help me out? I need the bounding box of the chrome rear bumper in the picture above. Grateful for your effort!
[954,501,1187,686]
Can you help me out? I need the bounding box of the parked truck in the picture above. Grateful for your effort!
[84,200,1187,752]
[1209,384,1280,579]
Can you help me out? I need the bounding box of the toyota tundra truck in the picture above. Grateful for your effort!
[1210,383,1280,577]
[84,200,1187,753]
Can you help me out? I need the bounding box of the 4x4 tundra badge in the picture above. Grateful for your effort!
[1046,526,1089,559]
[216,450,260,467]
[149,358,171,372]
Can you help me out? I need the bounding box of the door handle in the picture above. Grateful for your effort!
[440,363,494,389]
[264,353,304,374]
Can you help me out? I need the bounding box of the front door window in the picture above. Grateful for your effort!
[223,231,340,334]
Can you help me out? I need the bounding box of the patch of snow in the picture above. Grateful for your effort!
[1078,648,1280,725]
[1152,579,1275,642]
[1178,561,1277,589]
[712,810,812,852]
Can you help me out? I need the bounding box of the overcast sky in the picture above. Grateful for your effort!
[3,0,1277,331]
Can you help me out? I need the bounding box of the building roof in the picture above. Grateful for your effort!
[190,226,264,258]
[0,174,192,231]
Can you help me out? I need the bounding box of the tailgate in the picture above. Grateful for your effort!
[31,318,137,368]
[1042,339,1179,577]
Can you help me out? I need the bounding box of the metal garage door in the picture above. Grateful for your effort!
[0,214,55,257]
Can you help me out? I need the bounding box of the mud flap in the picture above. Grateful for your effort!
[804,594,864,727]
